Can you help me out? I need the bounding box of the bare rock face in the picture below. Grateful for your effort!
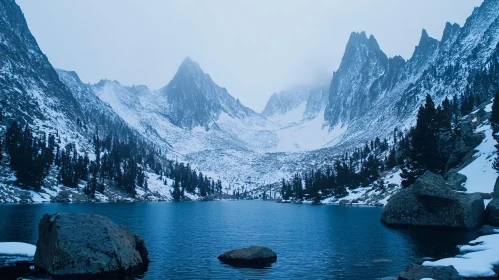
[34,213,148,278]
[218,246,277,267]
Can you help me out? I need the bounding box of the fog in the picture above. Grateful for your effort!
[17,0,482,111]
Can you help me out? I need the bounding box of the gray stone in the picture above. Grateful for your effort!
[339,199,350,206]
[397,264,463,280]
[51,190,71,203]
[479,192,493,200]
[218,246,277,267]
[381,171,485,229]
[444,171,467,191]
[34,213,148,278]
[485,198,499,226]
[478,225,499,236]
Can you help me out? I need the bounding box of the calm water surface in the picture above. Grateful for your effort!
[0,201,478,279]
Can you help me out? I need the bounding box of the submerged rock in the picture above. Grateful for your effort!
[381,171,484,229]
[397,263,463,280]
[34,213,149,278]
[218,246,277,267]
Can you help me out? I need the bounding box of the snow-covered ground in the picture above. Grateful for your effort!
[0,242,36,257]
[423,234,499,278]
[322,169,402,206]
[459,124,497,194]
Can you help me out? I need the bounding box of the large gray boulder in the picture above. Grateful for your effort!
[485,198,499,226]
[381,171,484,229]
[34,213,148,278]
[218,246,277,267]
[398,264,463,280]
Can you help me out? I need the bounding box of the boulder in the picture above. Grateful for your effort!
[485,198,499,226]
[339,199,350,206]
[218,246,277,267]
[51,190,71,203]
[478,225,499,236]
[34,213,148,278]
[444,171,467,191]
[381,171,485,229]
[397,264,463,280]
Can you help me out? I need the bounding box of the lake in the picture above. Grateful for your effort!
[0,201,479,279]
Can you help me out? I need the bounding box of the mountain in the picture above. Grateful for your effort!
[324,0,499,150]
[158,57,256,129]
[0,0,199,203]
[325,32,389,127]
[262,83,329,122]
[262,89,309,118]
[0,0,96,153]
[3,0,497,199]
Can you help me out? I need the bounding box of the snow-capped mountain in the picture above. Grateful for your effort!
[324,0,499,149]
[0,0,92,150]
[262,88,310,119]
[3,0,498,196]
[80,0,498,189]
[158,57,256,129]
[262,83,329,123]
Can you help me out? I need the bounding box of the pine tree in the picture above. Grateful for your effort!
[490,90,499,126]
[401,95,440,187]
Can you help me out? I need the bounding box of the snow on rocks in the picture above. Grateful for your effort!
[459,124,497,194]
[0,242,36,257]
[423,234,499,278]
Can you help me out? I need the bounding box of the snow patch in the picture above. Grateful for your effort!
[459,124,497,194]
[423,234,499,278]
[0,242,36,257]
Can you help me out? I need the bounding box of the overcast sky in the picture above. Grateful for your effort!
[17,0,482,112]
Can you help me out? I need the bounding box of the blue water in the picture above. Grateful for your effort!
[0,201,478,279]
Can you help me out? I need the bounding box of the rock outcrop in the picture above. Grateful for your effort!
[381,171,484,229]
[34,213,148,278]
[218,246,277,267]
[478,225,499,236]
[397,264,463,280]
[485,198,499,226]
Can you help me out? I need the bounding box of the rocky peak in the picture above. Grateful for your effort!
[406,29,439,74]
[341,32,387,70]
[441,22,461,44]
[174,57,205,81]
[324,32,389,127]
[159,58,254,129]
[262,88,310,118]
[412,29,439,58]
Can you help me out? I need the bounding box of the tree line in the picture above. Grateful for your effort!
[0,115,222,200]
[280,88,494,201]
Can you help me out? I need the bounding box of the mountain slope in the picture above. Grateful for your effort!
[0,0,92,151]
